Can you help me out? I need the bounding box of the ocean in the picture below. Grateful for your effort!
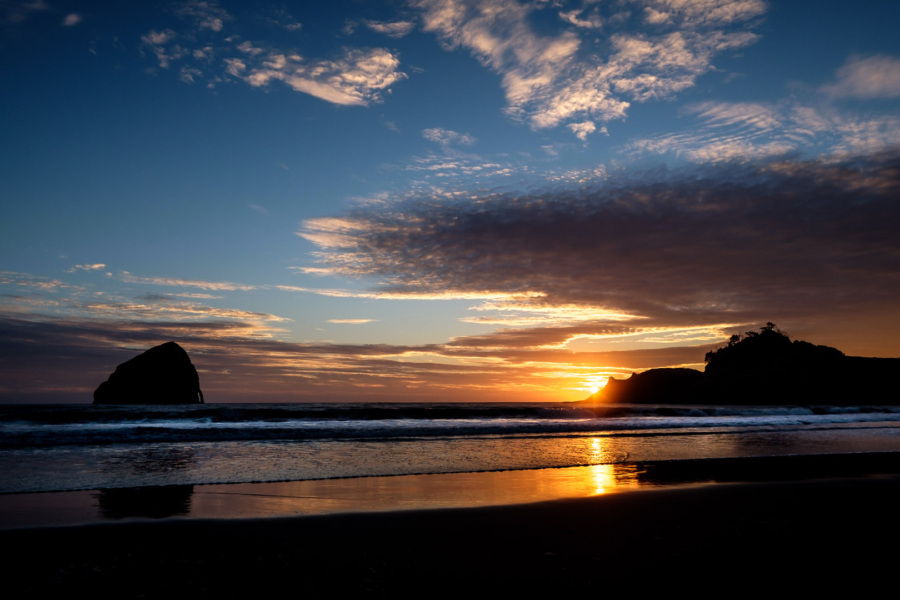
[2,402,900,494]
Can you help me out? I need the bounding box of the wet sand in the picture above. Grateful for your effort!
[4,451,900,529]
[4,453,900,596]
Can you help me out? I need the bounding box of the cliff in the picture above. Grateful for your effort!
[582,325,899,405]
[93,342,204,405]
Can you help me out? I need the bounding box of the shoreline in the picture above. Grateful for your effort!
[3,451,900,531]
[5,474,900,595]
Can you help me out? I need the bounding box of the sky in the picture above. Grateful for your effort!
[2,0,900,403]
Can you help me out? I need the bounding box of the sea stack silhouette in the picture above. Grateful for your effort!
[93,342,204,405]
[582,323,899,406]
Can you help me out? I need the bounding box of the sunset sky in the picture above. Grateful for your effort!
[2,0,899,403]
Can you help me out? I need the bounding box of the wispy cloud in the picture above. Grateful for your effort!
[0,311,717,402]
[234,45,406,106]
[627,96,900,161]
[365,19,416,38]
[640,0,767,27]
[119,271,257,291]
[422,127,476,145]
[61,13,82,27]
[0,271,67,291]
[1,0,47,25]
[175,0,231,32]
[174,293,223,299]
[559,4,603,29]
[141,29,183,68]
[138,7,407,107]
[327,319,378,324]
[568,121,599,141]
[276,282,546,302]
[412,0,765,136]
[824,54,900,100]
[249,203,270,216]
[78,300,290,324]
[67,263,106,272]
[263,7,302,31]
[623,53,900,162]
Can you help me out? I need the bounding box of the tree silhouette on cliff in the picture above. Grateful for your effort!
[704,323,844,376]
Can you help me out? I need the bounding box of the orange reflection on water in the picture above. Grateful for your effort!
[0,460,652,529]
[586,437,644,495]
[591,464,616,495]
[0,436,651,529]
[181,437,645,520]
[188,463,646,520]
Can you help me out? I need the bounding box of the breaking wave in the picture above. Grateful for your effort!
[2,403,899,448]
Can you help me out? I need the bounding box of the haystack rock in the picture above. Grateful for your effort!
[93,342,204,405]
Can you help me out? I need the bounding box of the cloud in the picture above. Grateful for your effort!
[0,310,717,402]
[568,121,597,140]
[139,12,406,107]
[327,319,378,324]
[559,7,603,29]
[1,0,47,25]
[236,46,407,106]
[249,203,270,216]
[135,293,176,303]
[67,264,106,272]
[263,8,301,31]
[402,153,515,181]
[641,0,767,27]
[77,300,290,324]
[422,128,476,145]
[119,272,257,291]
[299,151,900,344]
[61,13,81,27]
[276,282,545,302]
[0,271,67,291]
[365,19,416,38]
[141,29,183,68]
[175,0,231,32]
[175,293,223,299]
[824,55,900,100]
[412,0,764,131]
[627,97,900,161]
[179,66,203,83]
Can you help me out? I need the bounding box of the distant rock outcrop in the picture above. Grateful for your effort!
[582,324,899,406]
[93,342,204,405]
[599,368,704,404]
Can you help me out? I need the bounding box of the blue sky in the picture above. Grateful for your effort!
[2,0,900,402]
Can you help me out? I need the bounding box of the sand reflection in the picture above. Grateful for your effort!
[96,485,195,519]
[186,460,645,520]
[99,445,197,476]
[5,452,899,529]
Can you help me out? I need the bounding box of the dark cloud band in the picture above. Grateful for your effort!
[303,151,900,329]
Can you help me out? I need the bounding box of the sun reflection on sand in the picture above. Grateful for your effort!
[588,438,613,494]
[586,438,641,495]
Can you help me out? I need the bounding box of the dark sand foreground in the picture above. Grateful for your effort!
[5,465,900,597]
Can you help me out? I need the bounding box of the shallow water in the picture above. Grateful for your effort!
[3,453,899,530]
[2,403,900,493]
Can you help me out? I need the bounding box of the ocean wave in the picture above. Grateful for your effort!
[2,402,898,426]
[2,408,900,448]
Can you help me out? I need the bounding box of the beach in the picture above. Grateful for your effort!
[4,452,900,596]
[4,404,900,596]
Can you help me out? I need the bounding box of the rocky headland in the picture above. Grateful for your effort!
[582,324,899,405]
